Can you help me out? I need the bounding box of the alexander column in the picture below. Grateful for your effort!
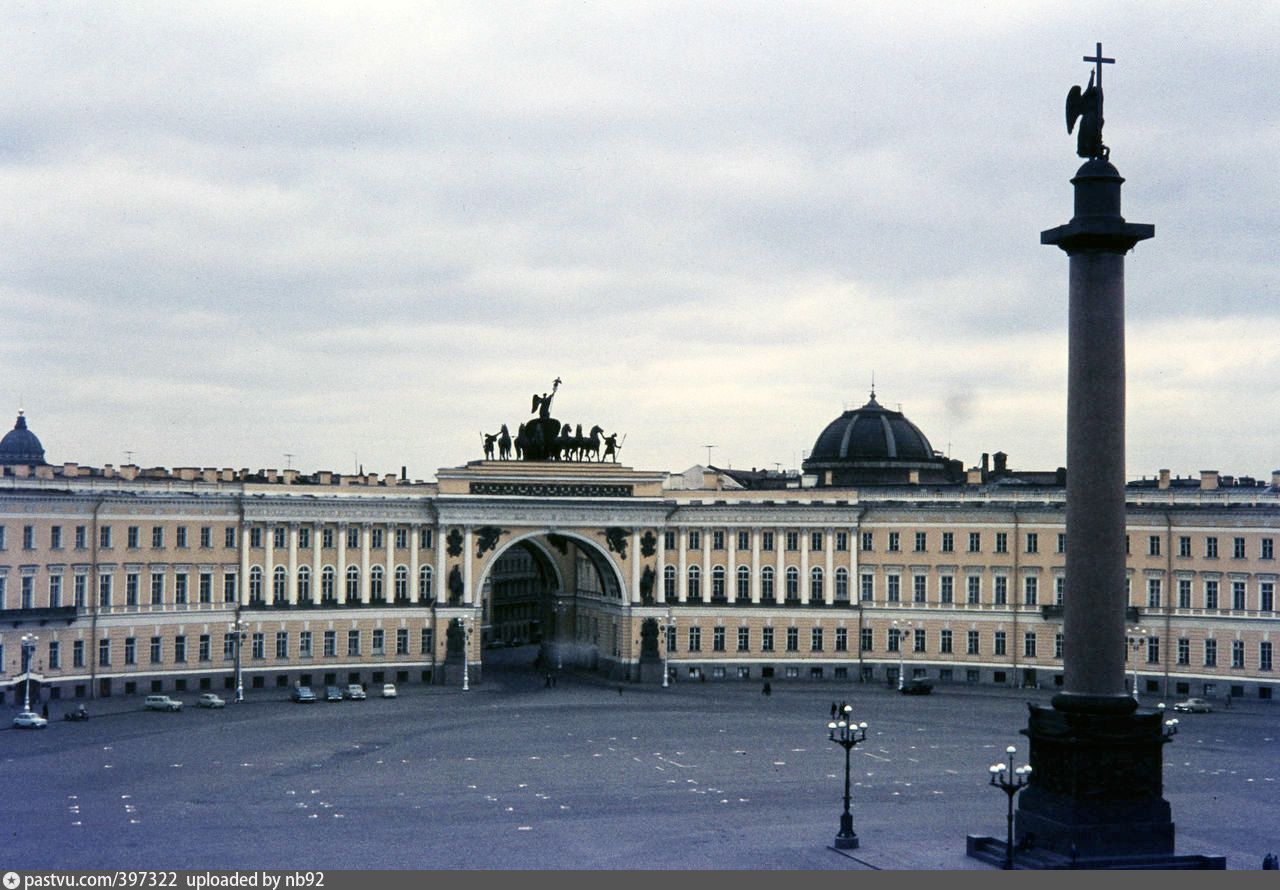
[1014,45,1178,863]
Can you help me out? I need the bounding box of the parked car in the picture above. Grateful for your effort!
[13,710,48,729]
[144,695,183,711]
[325,685,345,702]
[381,683,398,699]
[291,685,317,703]
[197,693,226,709]
[346,683,366,701]
[1173,697,1212,713]
[900,679,934,695]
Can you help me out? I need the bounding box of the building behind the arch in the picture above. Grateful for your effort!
[1,406,1277,706]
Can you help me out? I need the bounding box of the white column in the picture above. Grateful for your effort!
[336,523,348,605]
[462,527,474,604]
[677,528,688,603]
[263,523,275,604]
[239,520,251,607]
[359,523,371,603]
[751,527,761,603]
[728,528,739,601]
[409,524,420,604]
[385,522,395,602]
[656,529,667,604]
[825,529,835,605]
[311,522,322,604]
[702,530,711,602]
[435,527,446,605]
[801,528,810,603]
[287,522,299,605]
[630,528,641,604]
[775,527,785,602]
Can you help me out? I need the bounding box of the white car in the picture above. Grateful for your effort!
[144,695,183,711]
[197,693,226,708]
[1172,697,1212,713]
[346,684,366,701]
[381,683,398,699]
[13,710,48,729]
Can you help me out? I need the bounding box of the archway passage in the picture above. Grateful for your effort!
[477,533,627,683]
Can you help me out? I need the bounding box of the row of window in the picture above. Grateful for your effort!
[660,626,1275,670]
[3,628,438,672]
[659,565,1278,611]
[662,529,1277,559]
[0,525,437,553]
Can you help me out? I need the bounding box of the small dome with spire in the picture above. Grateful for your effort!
[802,392,960,486]
[0,411,48,466]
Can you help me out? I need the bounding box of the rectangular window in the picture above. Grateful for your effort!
[49,573,62,608]
[968,532,981,553]
[151,574,164,605]
[1056,533,1066,554]
[994,533,1008,554]
[1262,582,1274,612]
[737,626,749,652]
[152,526,164,549]
[394,528,407,550]
[128,526,140,549]
[860,627,873,651]
[124,637,136,665]
[274,526,287,549]
[663,531,676,551]
[174,573,188,605]
[199,573,212,604]
[276,631,288,659]
[835,532,848,552]
[22,525,34,549]
[199,634,211,662]
[1204,639,1217,667]
[347,629,360,656]
[1055,633,1064,659]
[1178,535,1191,558]
[223,634,235,661]
[419,528,433,550]
[98,573,112,608]
[712,531,725,551]
[1178,578,1192,609]
[785,532,798,551]
[688,626,701,652]
[176,527,188,549]
[761,626,774,652]
[1206,537,1218,558]
[1262,538,1274,560]
[372,629,385,655]
[940,576,954,604]
[73,640,84,667]
[98,638,110,667]
[1146,636,1159,664]
[810,627,823,652]
[1024,632,1037,658]
[940,531,954,553]
[688,531,701,550]
[1148,535,1161,557]
[324,630,336,657]
[967,575,981,604]
[1260,641,1273,672]
[48,641,60,669]
[1055,576,1065,606]
[1145,577,1161,609]
[1233,537,1246,559]
[810,531,823,552]
[1023,576,1038,606]
[914,532,927,552]
[224,574,237,603]
[886,574,900,603]
[420,628,432,656]
[396,628,408,655]
[75,526,86,549]
[913,574,927,603]
[913,628,926,653]
[50,525,62,549]
[1231,640,1244,669]
[1232,581,1246,611]
[994,576,1007,605]
[225,527,236,548]
[1176,638,1190,665]
[174,635,186,663]
[200,526,212,549]
[993,631,1007,656]
[370,528,384,549]
[737,531,750,551]
[860,574,874,602]
[713,626,725,651]
[252,633,265,660]
[887,628,901,653]
[835,627,848,651]
[860,531,873,552]
[939,629,953,653]
[1205,580,1218,610]
[1025,533,1038,554]
[786,627,798,651]
[887,532,900,552]
[347,526,359,549]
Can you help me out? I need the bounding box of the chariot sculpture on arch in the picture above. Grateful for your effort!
[486,376,624,462]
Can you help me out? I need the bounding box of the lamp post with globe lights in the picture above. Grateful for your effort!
[892,619,914,690]
[460,615,473,692]
[988,745,1032,869]
[228,615,246,702]
[20,633,39,713]
[827,704,869,849]
[1126,625,1149,697]
[658,610,673,688]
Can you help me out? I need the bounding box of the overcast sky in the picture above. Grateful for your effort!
[2,2,1277,482]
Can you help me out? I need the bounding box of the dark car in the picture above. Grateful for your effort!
[900,679,933,695]
[290,685,317,703]
[325,685,345,702]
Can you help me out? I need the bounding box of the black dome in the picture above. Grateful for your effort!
[808,393,935,462]
[0,412,47,466]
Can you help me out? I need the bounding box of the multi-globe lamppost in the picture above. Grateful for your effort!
[827,704,869,849]
[988,745,1032,870]
[1126,625,1149,697]
[20,632,39,713]
[228,616,245,702]
[892,618,913,690]
[461,615,473,692]
[658,610,673,688]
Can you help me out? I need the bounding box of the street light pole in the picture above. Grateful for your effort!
[892,619,913,690]
[660,610,672,688]
[20,633,38,713]
[1126,625,1148,697]
[827,703,868,849]
[229,615,245,703]
[461,616,472,691]
[988,745,1032,870]
[554,601,567,671]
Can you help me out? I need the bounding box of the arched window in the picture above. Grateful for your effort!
[249,566,263,603]
[346,566,360,601]
[835,567,849,602]
[664,565,677,601]
[370,565,384,601]
[297,566,311,603]
[687,565,701,601]
[394,565,409,602]
[736,565,750,600]
[711,565,726,601]
[418,565,433,602]
[761,566,775,601]
[321,566,336,602]
[273,566,287,604]
[810,566,824,601]
[785,566,800,601]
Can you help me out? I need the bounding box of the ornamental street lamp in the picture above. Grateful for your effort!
[461,616,473,692]
[554,601,568,671]
[658,610,673,688]
[20,633,38,713]
[827,704,869,849]
[1157,703,1180,738]
[892,619,914,690]
[988,745,1032,870]
[1126,625,1149,697]
[228,616,245,702]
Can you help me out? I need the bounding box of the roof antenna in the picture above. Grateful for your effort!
[703,444,715,466]
[284,453,296,470]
